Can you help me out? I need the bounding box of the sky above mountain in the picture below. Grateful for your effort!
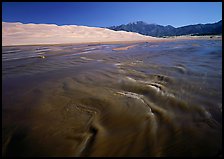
[2,2,222,28]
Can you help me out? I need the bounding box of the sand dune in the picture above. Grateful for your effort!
[2,22,158,46]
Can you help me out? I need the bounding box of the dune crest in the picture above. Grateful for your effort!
[2,22,157,46]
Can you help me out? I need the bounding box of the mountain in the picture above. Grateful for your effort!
[2,22,157,46]
[108,20,222,37]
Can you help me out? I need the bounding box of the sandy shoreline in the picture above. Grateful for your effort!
[112,44,138,51]
[2,36,222,47]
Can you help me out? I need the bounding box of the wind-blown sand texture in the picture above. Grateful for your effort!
[2,22,159,46]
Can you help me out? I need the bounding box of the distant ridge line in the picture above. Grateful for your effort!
[107,20,222,37]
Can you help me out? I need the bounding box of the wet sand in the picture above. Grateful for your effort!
[112,44,138,51]
[2,39,222,157]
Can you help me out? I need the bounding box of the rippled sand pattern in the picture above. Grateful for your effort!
[2,40,222,157]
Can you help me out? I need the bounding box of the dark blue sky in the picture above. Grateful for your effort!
[2,2,222,27]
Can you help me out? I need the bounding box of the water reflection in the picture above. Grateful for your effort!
[2,40,222,157]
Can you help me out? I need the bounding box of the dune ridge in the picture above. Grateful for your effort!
[2,22,158,46]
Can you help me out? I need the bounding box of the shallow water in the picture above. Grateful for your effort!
[2,40,222,157]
